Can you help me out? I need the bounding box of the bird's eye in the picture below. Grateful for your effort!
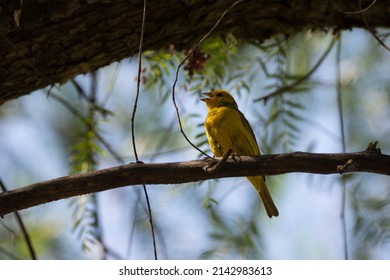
[216,92,222,97]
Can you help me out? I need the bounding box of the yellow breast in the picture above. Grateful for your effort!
[204,107,259,157]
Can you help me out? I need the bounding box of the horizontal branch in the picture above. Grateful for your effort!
[0,144,389,216]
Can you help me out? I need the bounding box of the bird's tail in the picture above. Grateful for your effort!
[247,176,279,218]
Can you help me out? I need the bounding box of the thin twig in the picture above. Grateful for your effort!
[347,0,390,51]
[204,149,233,173]
[336,35,349,260]
[148,115,182,161]
[131,1,145,162]
[132,0,158,260]
[101,63,121,106]
[88,72,110,259]
[254,35,338,103]
[171,0,246,158]
[0,179,37,260]
[71,79,90,102]
[48,92,124,163]
[365,25,390,52]
[344,0,377,14]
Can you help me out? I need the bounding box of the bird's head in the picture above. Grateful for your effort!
[201,90,238,110]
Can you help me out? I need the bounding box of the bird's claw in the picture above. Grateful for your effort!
[231,152,242,162]
[203,149,233,173]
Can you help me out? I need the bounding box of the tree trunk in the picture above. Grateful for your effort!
[0,0,389,104]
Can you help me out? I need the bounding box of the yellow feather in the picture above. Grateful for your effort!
[202,90,279,218]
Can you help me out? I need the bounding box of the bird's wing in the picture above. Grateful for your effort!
[236,109,260,155]
[204,120,224,157]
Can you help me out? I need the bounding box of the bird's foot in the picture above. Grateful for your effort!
[231,152,242,162]
[203,149,233,173]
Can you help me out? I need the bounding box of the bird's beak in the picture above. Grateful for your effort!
[200,92,212,102]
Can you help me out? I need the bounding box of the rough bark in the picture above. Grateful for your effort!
[1,0,389,104]
[1,144,389,217]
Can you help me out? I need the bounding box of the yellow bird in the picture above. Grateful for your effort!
[201,89,279,218]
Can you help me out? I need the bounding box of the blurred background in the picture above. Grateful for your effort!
[1,30,390,259]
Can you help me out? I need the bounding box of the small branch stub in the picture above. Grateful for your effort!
[337,159,355,174]
[366,141,381,154]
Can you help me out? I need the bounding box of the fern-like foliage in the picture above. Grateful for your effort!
[68,128,103,252]
[143,49,181,102]
[67,78,106,254]
[251,37,303,152]
[200,187,264,259]
[350,181,390,257]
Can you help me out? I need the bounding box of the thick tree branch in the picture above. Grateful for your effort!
[1,145,389,217]
[1,0,390,103]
